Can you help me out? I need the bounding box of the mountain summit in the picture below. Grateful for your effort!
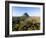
[23,12,29,17]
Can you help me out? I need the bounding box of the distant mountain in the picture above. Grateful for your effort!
[23,12,29,17]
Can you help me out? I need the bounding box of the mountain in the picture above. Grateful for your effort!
[23,12,29,17]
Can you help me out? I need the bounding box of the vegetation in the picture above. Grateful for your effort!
[12,13,40,31]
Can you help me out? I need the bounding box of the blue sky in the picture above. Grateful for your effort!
[12,6,40,16]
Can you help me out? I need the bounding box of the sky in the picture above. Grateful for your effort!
[12,6,40,16]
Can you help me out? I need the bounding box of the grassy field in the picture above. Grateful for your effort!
[12,16,40,31]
